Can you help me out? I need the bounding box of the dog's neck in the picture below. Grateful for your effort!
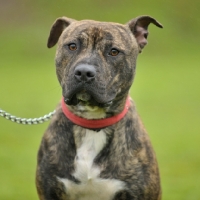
[61,96,131,129]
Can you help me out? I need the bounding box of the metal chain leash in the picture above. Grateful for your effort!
[0,108,56,125]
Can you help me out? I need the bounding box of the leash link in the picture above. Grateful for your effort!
[0,109,56,125]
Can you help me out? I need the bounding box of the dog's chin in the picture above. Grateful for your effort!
[64,91,113,108]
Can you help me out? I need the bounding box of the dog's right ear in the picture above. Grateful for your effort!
[47,17,75,48]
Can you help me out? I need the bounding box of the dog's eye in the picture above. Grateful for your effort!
[109,48,119,56]
[68,43,77,51]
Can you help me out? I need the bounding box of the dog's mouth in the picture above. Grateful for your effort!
[64,91,113,108]
[63,83,114,108]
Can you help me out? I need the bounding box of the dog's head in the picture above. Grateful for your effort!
[47,16,162,118]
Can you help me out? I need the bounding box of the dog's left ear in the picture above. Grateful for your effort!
[47,17,76,48]
[127,16,163,52]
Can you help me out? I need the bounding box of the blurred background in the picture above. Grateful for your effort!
[0,0,199,199]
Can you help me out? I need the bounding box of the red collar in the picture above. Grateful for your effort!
[61,96,131,129]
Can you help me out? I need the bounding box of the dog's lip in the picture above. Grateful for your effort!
[63,93,114,108]
[63,82,116,107]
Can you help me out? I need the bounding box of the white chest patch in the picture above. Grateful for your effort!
[58,129,125,200]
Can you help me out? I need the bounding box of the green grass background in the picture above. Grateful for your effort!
[0,0,199,199]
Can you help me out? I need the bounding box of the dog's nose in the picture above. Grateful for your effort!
[74,64,96,83]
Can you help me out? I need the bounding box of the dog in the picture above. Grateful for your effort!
[36,16,163,200]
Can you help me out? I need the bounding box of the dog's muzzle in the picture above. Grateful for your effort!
[63,64,114,107]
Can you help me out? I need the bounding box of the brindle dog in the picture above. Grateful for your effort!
[36,16,163,200]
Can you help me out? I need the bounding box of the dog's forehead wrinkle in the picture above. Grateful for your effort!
[61,32,135,59]
[61,21,137,53]
[64,21,131,44]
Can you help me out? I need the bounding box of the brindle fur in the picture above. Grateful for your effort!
[36,16,163,200]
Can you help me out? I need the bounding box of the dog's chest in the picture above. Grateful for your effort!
[58,129,125,200]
